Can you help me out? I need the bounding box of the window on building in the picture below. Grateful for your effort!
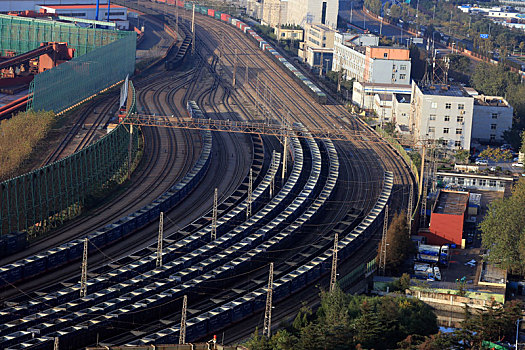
[442,140,448,146]
[392,74,396,80]
[431,102,437,109]
[491,113,498,119]
[472,179,476,185]
[400,74,406,80]
[457,115,463,123]
[491,124,497,130]
[384,53,388,58]
[321,2,327,24]
[456,128,462,135]
[458,178,464,185]
[455,141,461,147]
[400,65,407,70]
[429,114,436,120]
[445,103,451,109]
[489,180,496,187]
[428,127,435,133]
[490,134,496,141]
[443,127,449,134]
[444,115,450,122]
[458,104,465,110]
[479,179,486,186]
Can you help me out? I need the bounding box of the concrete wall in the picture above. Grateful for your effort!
[286,0,338,28]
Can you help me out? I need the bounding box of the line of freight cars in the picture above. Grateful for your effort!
[0,129,213,289]
[0,132,268,331]
[0,130,308,348]
[165,17,192,70]
[129,171,393,346]
[153,0,327,104]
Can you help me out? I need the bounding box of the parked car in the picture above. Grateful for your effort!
[475,158,488,165]
[512,162,524,167]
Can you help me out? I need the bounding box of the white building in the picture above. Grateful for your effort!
[392,93,411,133]
[286,0,338,29]
[332,37,411,85]
[352,81,411,111]
[298,23,336,71]
[410,83,513,150]
[37,4,128,28]
[262,0,287,27]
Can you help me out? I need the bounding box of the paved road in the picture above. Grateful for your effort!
[339,1,417,45]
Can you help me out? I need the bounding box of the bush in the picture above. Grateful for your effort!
[0,110,55,181]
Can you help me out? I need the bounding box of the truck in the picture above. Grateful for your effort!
[414,263,434,280]
[417,243,449,266]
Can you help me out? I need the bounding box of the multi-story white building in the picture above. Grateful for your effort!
[286,0,338,29]
[352,81,411,110]
[298,23,335,71]
[410,82,513,150]
[332,36,411,85]
[262,0,286,27]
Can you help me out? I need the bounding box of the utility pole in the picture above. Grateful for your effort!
[247,168,253,219]
[232,48,238,87]
[54,337,59,350]
[80,238,88,297]
[263,262,274,338]
[270,151,276,197]
[419,146,427,227]
[127,124,133,180]
[191,4,196,55]
[319,52,324,77]
[330,232,338,292]
[337,70,341,92]
[350,2,353,24]
[156,212,164,267]
[282,128,288,180]
[245,63,249,85]
[180,295,188,344]
[212,188,218,240]
[255,72,260,117]
[407,184,414,236]
[176,0,179,29]
[379,205,389,276]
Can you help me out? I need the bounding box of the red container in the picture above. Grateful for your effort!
[177,0,184,7]
[167,0,175,5]
[157,0,166,3]
[237,22,245,29]
[221,13,230,22]
[208,9,215,16]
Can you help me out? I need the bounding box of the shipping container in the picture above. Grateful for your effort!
[207,8,215,17]
[220,13,231,22]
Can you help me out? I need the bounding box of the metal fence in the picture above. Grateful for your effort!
[0,14,130,56]
[27,32,136,113]
[0,81,138,236]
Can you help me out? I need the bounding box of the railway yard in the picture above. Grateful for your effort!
[0,1,414,348]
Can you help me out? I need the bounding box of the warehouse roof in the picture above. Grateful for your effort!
[433,190,469,215]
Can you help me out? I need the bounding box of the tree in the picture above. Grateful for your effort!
[480,178,525,274]
[389,4,401,20]
[377,212,415,273]
[478,147,513,161]
[454,149,469,164]
[521,130,525,154]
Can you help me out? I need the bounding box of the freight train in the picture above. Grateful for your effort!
[154,0,328,104]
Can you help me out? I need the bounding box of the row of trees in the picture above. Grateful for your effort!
[245,286,439,350]
[244,285,522,349]
[0,110,55,182]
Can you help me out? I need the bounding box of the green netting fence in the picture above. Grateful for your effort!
[27,32,136,113]
[0,82,138,236]
[0,14,130,56]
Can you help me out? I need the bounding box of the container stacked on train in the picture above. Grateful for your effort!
[0,129,213,288]
[160,0,327,103]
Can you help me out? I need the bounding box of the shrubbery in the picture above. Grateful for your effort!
[0,110,54,181]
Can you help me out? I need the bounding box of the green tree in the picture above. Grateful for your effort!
[480,178,525,273]
[478,147,513,161]
[521,130,525,154]
[389,4,401,20]
[454,149,469,164]
[377,212,415,273]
